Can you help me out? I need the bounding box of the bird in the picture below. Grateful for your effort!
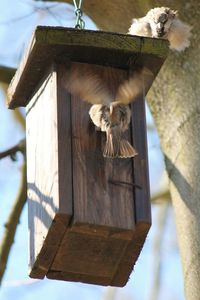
[65,64,153,158]
[128,7,192,52]
[89,103,135,158]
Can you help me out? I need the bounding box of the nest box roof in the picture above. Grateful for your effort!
[7,26,169,109]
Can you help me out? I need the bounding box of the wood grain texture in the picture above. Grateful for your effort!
[110,223,150,286]
[131,97,151,225]
[56,64,73,213]
[27,64,72,278]
[26,61,153,285]
[46,63,135,285]
[49,229,131,285]
[43,62,151,286]
[7,26,169,109]
[29,213,67,279]
[69,63,135,231]
[14,21,169,285]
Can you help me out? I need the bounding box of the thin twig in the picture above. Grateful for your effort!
[0,11,35,25]
[45,6,63,25]
[151,189,171,203]
[0,139,26,160]
[12,109,26,131]
[0,65,16,85]
[0,161,27,285]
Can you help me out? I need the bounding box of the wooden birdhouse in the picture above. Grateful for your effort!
[7,26,168,287]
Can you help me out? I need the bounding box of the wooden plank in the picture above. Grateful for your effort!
[49,229,131,284]
[110,223,150,286]
[47,224,150,286]
[27,64,73,277]
[27,61,152,285]
[46,63,136,285]
[29,213,68,278]
[69,63,135,231]
[109,76,152,286]
[47,270,110,286]
[7,26,169,109]
[56,63,73,213]
[131,96,151,225]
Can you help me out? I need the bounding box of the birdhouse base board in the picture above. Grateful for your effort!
[29,215,150,287]
[29,213,70,279]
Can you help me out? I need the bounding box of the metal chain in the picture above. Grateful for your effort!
[73,0,85,29]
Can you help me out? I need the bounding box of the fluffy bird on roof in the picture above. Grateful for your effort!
[128,7,192,52]
[65,64,153,158]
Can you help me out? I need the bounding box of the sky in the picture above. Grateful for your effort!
[0,1,184,299]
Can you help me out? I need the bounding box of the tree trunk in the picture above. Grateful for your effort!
[147,2,200,299]
[71,1,199,298]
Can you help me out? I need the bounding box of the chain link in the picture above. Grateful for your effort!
[73,0,85,29]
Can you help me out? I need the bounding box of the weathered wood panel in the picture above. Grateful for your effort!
[56,64,73,214]
[27,65,72,278]
[46,63,136,285]
[26,61,153,285]
[110,222,150,286]
[6,23,169,286]
[70,63,135,230]
[7,26,169,109]
[48,229,131,285]
[131,96,151,225]
[110,96,151,286]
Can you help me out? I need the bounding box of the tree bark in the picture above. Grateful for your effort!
[60,1,198,298]
[0,65,16,84]
[0,160,27,285]
[147,2,200,299]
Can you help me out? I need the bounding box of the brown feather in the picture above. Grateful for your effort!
[115,67,153,105]
[65,64,112,105]
[103,126,138,158]
[65,64,151,159]
[119,139,138,158]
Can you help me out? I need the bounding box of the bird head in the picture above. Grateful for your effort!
[147,7,177,38]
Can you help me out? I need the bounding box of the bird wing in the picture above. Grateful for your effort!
[65,64,112,105]
[115,67,153,105]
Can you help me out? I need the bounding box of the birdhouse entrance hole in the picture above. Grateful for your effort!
[7,26,168,286]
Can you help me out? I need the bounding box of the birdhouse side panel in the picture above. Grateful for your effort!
[26,67,72,278]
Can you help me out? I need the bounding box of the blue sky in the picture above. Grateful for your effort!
[0,1,184,299]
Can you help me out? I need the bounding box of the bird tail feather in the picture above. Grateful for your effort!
[103,129,120,158]
[119,139,138,158]
[103,128,138,158]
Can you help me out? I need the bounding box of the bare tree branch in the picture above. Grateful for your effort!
[149,202,169,300]
[151,189,171,203]
[0,66,16,85]
[0,160,27,285]
[12,109,26,131]
[102,287,118,300]
[34,0,69,2]
[0,139,26,161]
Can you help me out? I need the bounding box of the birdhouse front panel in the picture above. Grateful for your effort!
[7,26,169,287]
[26,62,146,286]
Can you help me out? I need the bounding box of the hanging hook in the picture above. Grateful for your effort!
[73,0,85,29]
